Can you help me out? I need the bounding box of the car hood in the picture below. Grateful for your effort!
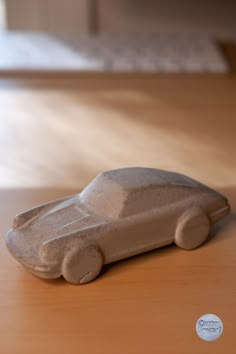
[6,194,105,267]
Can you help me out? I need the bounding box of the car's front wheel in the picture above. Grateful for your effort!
[175,207,210,250]
[62,244,104,284]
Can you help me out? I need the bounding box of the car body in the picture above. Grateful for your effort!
[6,167,230,284]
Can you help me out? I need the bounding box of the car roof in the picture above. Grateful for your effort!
[99,167,201,189]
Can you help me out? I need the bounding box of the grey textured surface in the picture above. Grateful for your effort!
[6,168,230,284]
[0,32,229,73]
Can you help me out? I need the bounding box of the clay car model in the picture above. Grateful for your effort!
[6,167,230,284]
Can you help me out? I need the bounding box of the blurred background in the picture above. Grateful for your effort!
[0,0,236,190]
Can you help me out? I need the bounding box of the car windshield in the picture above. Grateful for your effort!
[79,178,125,219]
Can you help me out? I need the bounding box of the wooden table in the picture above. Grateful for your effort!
[0,75,235,354]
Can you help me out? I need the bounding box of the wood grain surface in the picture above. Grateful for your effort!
[0,75,235,354]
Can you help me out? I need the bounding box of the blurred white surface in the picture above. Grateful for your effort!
[0,32,228,73]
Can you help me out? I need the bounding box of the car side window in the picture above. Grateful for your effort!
[120,186,191,217]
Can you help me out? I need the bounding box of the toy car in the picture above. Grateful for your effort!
[6,167,230,284]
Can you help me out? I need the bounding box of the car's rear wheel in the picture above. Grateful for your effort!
[175,207,210,250]
[62,244,104,284]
